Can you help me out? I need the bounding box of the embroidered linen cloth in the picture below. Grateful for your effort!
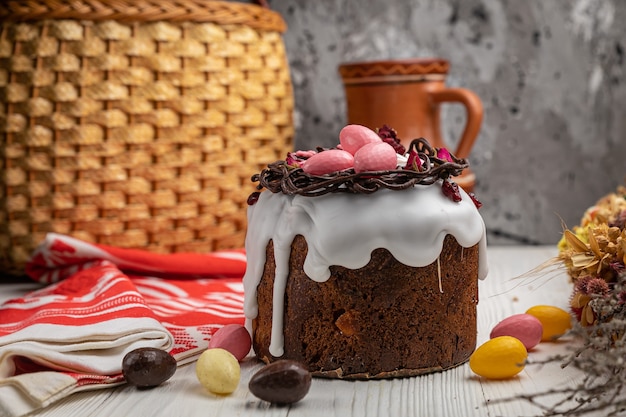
[0,233,247,417]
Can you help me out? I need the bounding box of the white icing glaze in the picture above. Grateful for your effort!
[243,181,488,357]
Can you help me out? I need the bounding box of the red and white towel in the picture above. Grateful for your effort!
[0,233,247,417]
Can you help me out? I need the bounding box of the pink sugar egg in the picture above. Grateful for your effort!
[339,124,382,155]
[490,313,543,351]
[353,141,398,173]
[208,324,252,361]
[301,149,354,175]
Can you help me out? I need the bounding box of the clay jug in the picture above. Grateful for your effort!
[338,58,483,192]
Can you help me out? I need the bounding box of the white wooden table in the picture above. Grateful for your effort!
[0,246,600,416]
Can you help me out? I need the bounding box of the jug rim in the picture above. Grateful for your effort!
[338,58,449,79]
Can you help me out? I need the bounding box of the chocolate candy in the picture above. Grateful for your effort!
[208,324,252,361]
[526,305,573,341]
[353,141,398,173]
[122,347,177,388]
[196,348,241,394]
[490,313,543,350]
[469,336,528,379]
[339,124,382,155]
[249,360,311,404]
[301,149,355,176]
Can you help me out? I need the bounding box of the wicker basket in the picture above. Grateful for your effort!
[0,0,294,274]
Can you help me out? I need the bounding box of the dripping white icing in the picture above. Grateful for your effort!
[243,181,488,357]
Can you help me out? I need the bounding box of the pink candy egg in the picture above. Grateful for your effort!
[339,124,382,155]
[353,142,398,173]
[490,313,543,351]
[301,149,354,175]
[208,324,252,361]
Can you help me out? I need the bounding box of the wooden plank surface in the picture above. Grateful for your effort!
[0,246,602,417]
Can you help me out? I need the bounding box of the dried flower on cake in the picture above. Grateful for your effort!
[403,149,423,172]
[436,147,454,163]
[376,124,406,155]
[442,179,462,202]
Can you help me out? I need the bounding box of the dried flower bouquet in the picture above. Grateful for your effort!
[513,184,626,416]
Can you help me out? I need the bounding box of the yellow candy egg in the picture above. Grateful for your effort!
[195,348,240,395]
[469,336,528,379]
[525,305,572,342]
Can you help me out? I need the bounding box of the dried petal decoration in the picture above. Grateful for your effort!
[377,124,406,155]
[403,149,422,172]
[441,180,462,202]
[436,147,454,163]
[469,193,483,209]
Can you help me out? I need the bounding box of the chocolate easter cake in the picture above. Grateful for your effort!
[243,125,488,379]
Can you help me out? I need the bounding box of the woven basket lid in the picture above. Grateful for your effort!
[0,0,286,32]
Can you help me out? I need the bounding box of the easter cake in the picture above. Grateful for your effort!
[243,125,488,379]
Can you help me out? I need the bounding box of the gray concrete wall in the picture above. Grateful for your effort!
[268,0,626,245]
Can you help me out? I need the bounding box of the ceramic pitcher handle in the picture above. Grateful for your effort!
[429,88,483,159]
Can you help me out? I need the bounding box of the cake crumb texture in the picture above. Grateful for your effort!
[252,234,479,379]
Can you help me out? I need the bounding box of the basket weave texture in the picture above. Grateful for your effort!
[0,0,294,274]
